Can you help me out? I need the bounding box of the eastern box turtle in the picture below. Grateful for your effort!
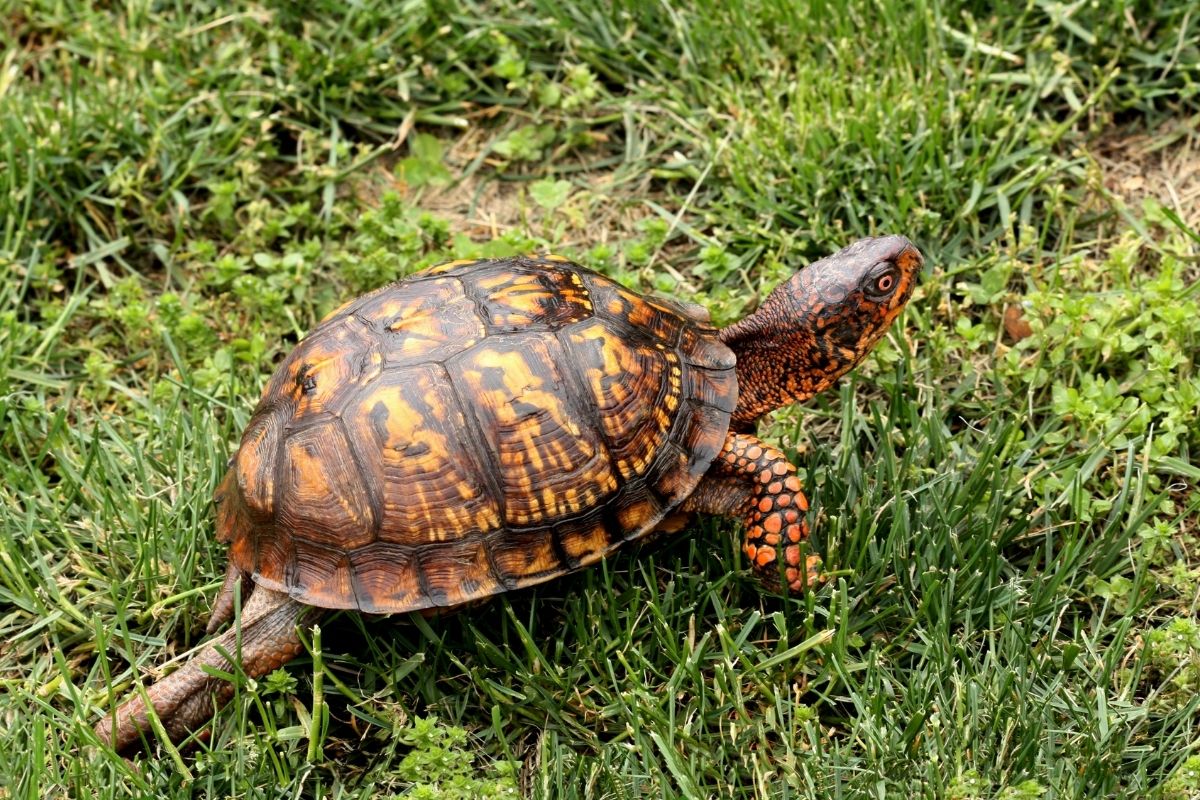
[95,235,922,750]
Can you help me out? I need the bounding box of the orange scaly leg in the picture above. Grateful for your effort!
[685,432,822,592]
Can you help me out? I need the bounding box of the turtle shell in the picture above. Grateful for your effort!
[214,255,737,613]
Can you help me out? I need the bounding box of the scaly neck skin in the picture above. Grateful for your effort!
[721,292,855,430]
[720,255,910,430]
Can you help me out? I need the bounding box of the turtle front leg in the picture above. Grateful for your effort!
[685,432,822,592]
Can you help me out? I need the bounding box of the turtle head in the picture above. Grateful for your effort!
[721,235,923,428]
[784,234,922,357]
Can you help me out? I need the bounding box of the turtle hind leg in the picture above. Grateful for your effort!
[94,585,311,752]
[685,432,822,593]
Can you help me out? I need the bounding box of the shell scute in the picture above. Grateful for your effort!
[358,277,485,367]
[232,400,289,522]
[418,538,499,608]
[567,318,679,482]
[554,510,613,566]
[469,264,593,332]
[259,318,382,420]
[685,367,739,413]
[347,545,423,614]
[486,527,563,588]
[679,325,737,370]
[450,333,619,526]
[346,364,500,546]
[276,421,378,550]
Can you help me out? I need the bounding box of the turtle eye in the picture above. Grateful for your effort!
[864,266,899,300]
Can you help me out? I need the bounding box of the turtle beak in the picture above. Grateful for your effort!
[886,235,924,280]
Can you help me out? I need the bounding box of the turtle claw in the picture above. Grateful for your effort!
[782,553,825,594]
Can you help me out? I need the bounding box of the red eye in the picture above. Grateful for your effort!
[876,274,895,293]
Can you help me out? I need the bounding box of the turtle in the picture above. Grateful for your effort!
[94,234,922,751]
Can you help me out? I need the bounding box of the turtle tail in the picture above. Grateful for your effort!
[94,586,311,752]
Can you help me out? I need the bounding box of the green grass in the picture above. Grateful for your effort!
[2,0,1200,797]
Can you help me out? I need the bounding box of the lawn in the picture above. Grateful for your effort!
[2,1,1199,797]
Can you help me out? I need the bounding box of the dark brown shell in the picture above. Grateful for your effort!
[215,255,737,613]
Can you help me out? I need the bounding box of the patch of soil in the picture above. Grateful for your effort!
[1094,118,1200,231]
[351,124,665,250]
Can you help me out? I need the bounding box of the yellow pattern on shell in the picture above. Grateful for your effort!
[453,338,618,526]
